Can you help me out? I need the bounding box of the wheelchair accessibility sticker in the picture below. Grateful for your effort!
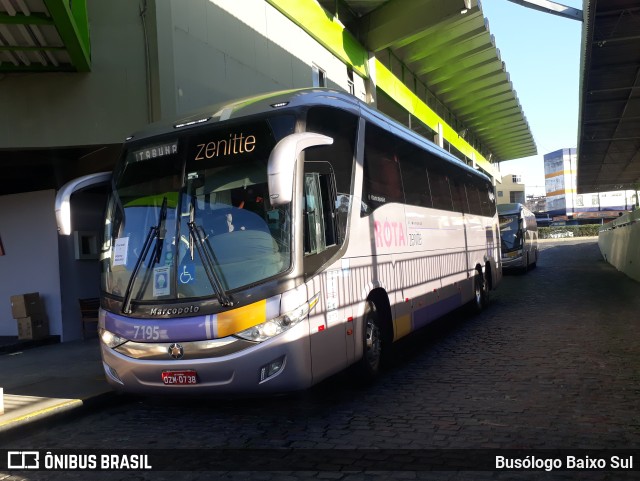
[179,263,195,284]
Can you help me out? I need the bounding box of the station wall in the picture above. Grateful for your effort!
[599,210,640,283]
[152,0,367,120]
[0,191,62,337]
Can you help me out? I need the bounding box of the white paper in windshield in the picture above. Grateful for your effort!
[113,237,129,266]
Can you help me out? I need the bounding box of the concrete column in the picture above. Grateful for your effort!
[435,123,444,149]
[365,52,378,108]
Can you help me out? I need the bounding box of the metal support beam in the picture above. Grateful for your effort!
[0,45,65,52]
[0,63,75,72]
[506,0,583,22]
[0,12,54,25]
[42,0,91,71]
[356,0,475,52]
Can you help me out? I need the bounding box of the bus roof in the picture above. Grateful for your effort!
[498,203,527,215]
[124,88,489,183]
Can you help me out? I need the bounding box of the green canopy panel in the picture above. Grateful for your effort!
[0,0,90,72]
[345,0,537,162]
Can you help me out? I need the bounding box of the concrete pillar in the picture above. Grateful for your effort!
[435,123,444,148]
[365,52,378,108]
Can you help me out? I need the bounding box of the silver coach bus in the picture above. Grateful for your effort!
[56,88,501,394]
[498,202,538,272]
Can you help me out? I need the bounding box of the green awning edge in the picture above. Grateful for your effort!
[265,0,500,179]
[43,0,91,72]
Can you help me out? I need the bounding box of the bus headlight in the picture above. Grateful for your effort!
[99,328,128,348]
[235,295,318,342]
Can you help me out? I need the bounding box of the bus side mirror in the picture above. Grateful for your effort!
[55,172,112,235]
[267,132,333,207]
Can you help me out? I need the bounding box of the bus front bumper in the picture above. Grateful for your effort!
[501,251,525,269]
[100,321,313,395]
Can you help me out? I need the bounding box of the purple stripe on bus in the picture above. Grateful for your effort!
[104,311,214,342]
[412,293,462,331]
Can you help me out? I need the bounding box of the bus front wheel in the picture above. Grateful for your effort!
[356,301,382,380]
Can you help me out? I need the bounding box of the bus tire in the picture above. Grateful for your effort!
[482,266,490,308]
[356,301,383,381]
[471,271,485,313]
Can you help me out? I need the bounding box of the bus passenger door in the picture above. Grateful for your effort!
[302,169,348,383]
[306,271,348,382]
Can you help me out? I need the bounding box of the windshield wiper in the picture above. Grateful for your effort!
[150,196,168,266]
[121,197,168,314]
[187,220,234,307]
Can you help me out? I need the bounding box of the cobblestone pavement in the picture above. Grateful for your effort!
[2,238,639,480]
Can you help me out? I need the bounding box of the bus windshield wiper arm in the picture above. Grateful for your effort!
[150,196,168,267]
[187,221,234,307]
[122,197,168,314]
[122,225,156,314]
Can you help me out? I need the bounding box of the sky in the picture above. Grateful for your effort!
[480,0,584,196]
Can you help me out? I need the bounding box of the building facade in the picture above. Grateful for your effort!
[496,174,525,205]
[0,0,534,341]
[544,148,636,220]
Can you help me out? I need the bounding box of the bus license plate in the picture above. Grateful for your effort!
[161,370,198,385]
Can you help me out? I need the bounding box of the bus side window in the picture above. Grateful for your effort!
[450,176,469,213]
[488,184,497,215]
[466,183,482,216]
[303,171,338,255]
[428,167,453,211]
[361,122,404,215]
[480,183,495,217]
[305,106,358,244]
[398,139,432,208]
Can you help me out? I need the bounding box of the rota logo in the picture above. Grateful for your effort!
[374,220,406,247]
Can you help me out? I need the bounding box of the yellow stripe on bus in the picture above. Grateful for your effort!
[394,314,412,341]
[217,299,267,337]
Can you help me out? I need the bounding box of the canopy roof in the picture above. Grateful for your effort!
[323,0,537,162]
[577,0,640,192]
[0,0,90,72]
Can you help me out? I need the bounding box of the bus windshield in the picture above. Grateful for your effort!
[101,116,295,303]
[499,214,522,252]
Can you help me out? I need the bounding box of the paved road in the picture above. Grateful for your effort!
[2,238,639,480]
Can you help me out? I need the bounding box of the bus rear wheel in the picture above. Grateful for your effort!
[471,271,486,313]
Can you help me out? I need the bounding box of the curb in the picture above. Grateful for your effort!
[0,390,128,445]
[538,236,598,243]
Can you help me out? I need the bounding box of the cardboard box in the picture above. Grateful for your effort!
[10,292,43,319]
[17,316,49,340]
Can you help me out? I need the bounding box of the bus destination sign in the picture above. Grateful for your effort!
[132,140,178,162]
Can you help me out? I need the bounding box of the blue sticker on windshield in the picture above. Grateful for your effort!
[153,266,171,296]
